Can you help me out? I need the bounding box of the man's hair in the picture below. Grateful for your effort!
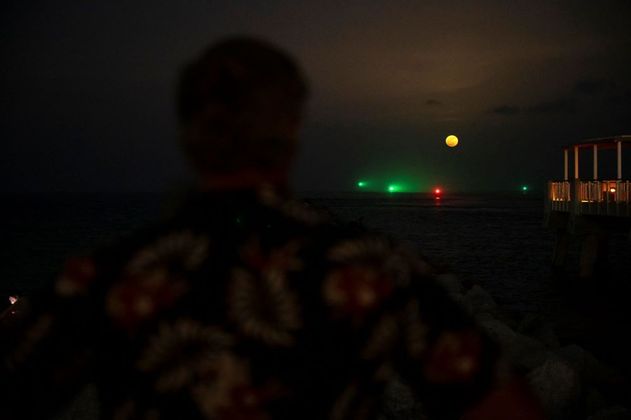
[176,37,309,175]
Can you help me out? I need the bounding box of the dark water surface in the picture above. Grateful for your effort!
[3,193,164,294]
[308,192,559,314]
[3,191,629,321]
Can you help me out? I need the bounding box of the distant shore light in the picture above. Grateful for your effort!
[445,135,459,148]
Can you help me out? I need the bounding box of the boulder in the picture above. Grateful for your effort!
[531,323,561,350]
[557,345,624,388]
[528,355,582,420]
[584,386,609,417]
[510,334,550,372]
[435,273,464,298]
[478,314,515,342]
[478,316,549,371]
[464,285,499,317]
[517,313,560,349]
[518,312,543,334]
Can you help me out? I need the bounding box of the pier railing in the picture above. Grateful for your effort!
[548,180,631,216]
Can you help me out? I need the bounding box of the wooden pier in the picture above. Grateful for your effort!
[545,135,631,278]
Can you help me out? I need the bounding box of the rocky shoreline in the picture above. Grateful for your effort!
[381,273,631,420]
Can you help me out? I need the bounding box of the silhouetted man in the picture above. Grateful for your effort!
[1,37,543,419]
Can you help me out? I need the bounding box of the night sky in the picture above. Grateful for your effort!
[3,1,631,193]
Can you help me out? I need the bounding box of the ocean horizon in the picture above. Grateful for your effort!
[4,191,628,315]
[3,191,628,309]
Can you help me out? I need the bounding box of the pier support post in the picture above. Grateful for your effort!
[578,233,608,279]
[617,140,622,180]
[574,146,579,179]
[552,230,570,269]
[564,149,569,181]
[593,144,598,180]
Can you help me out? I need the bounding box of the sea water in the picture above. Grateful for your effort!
[3,191,629,320]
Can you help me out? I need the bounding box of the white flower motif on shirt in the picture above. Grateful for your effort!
[106,231,208,330]
[328,237,431,288]
[127,231,209,275]
[361,314,400,360]
[228,268,301,347]
[257,185,323,225]
[137,319,233,392]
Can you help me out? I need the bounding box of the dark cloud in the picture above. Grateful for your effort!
[491,105,520,116]
[573,79,616,95]
[425,99,442,106]
[527,97,578,115]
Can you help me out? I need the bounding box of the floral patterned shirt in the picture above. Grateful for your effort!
[1,188,498,419]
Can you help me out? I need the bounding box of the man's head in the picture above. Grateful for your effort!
[177,37,308,186]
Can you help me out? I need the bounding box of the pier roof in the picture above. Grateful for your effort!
[563,135,631,150]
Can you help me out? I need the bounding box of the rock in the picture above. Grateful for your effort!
[518,312,543,334]
[557,345,624,388]
[511,334,550,371]
[464,285,499,317]
[588,406,631,420]
[517,314,561,349]
[585,386,609,417]
[474,311,495,325]
[478,315,515,341]
[531,324,561,350]
[528,355,582,420]
[435,273,464,298]
[478,316,549,371]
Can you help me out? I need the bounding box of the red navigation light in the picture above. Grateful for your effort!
[433,187,443,200]
[434,188,441,194]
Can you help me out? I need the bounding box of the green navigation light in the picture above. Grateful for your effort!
[387,184,401,193]
[521,185,529,192]
[357,181,367,188]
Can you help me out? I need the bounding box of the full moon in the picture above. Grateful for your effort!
[445,135,459,147]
